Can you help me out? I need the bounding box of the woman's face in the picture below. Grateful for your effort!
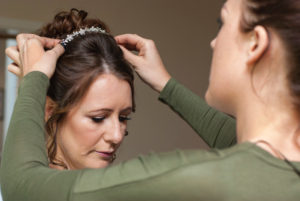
[205,0,247,115]
[56,73,132,170]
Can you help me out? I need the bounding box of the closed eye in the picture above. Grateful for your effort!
[217,17,223,30]
[91,116,105,123]
[119,116,131,122]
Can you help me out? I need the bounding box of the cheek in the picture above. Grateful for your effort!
[205,77,223,109]
[60,115,103,151]
[206,49,227,104]
[206,35,237,111]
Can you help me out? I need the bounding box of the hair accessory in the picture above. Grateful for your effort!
[60,26,106,48]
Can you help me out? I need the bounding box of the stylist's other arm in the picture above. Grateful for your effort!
[116,34,171,92]
[5,33,64,78]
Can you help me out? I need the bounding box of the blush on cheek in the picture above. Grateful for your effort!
[67,115,102,148]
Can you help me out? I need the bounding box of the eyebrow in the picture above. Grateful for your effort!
[120,107,133,113]
[88,107,133,114]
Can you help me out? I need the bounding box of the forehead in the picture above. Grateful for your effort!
[221,0,243,19]
[73,73,132,112]
[224,0,243,10]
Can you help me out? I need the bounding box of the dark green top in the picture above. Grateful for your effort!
[1,71,300,201]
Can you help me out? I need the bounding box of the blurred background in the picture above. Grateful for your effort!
[0,0,223,163]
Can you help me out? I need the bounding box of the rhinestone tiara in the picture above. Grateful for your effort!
[60,26,106,48]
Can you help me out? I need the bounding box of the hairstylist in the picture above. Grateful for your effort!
[117,0,300,195]
[117,0,300,163]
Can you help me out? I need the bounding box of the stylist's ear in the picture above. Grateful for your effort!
[246,26,269,66]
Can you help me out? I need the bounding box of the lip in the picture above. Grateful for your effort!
[95,151,114,160]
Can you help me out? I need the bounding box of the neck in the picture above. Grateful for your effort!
[235,95,300,161]
[51,145,71,170]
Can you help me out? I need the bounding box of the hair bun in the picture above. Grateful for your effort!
[38,8,110,39]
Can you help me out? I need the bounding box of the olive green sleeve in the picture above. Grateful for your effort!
[159,78,236,148]
[0,71,229,201]
[1,72,297,201]
[0,72,79,201]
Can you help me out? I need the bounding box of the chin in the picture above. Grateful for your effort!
[86,160,111,169]
[204,90,213,106]
[205,91,236,118]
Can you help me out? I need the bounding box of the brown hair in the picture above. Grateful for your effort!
[37,8,135,168]
[240,0,300,110]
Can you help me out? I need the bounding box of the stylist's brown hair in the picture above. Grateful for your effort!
[241,0,300,112]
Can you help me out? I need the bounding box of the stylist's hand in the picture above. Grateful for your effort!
[5,33,64,78]
[115,34,171,92]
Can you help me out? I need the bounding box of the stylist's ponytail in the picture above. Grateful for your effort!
[240,0,300,112]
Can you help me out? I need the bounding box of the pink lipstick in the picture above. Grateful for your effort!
[95,151,114,160]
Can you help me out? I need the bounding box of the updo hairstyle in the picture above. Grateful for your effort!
[37,8,135,167]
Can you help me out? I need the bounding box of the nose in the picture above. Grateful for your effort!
[103,119,124,145]
[210,38,216,49]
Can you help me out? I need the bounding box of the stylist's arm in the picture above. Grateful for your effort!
[5,33,64,78]
[116,34,171,92]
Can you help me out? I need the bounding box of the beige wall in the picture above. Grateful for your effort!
[0,0,223,162]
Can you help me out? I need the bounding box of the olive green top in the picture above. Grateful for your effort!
[1,71,300,201]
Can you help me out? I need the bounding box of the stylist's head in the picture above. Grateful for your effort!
[206,0,300,118]
[38,9,135,170]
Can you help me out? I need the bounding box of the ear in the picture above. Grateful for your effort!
[45,96,56,121]
[246,26,269,66]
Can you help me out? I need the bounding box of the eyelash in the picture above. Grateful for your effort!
[91,117,105,123]
[91,116,131,123]
[217,17,223,29]
[119,116,131,122]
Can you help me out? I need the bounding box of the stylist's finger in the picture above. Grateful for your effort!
[37,36,61,49]
[116,34,159,61]
[30,43,64,78]
[21,38,45,74]
[115,34,139,50]
[16,33,34,50]
[116,34,171,92]
[5,46,21,66]
[17,35,64,78]
[17,33,60,51]
[44,43,65,65]
[116,34,155,66]
[119,45,143,68]
[115,34,148,52]
[7,63,21,77]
